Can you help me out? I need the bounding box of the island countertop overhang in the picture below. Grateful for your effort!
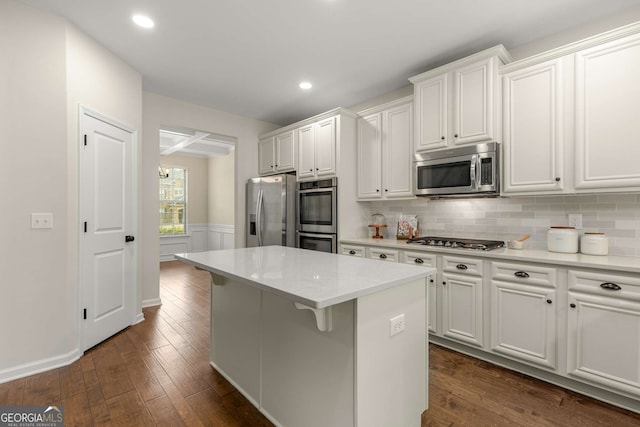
[175,246,434,309]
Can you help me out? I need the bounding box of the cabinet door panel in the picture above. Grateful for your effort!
[491,281,556,369]
[442,273,483,347]
[258,137,275,175]
[502,59,564,193]
[454,59,493,144]
[415,74,448,151]
[357,114,382,198]
[567,292,640,396]
[275,130,296,172]
[384,103,413,197]
[575,33,640,190]
[315,117,336,176]
[297,125,315,179]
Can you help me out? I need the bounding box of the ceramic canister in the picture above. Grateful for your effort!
[547,226,579,253]
[581,232,609,256]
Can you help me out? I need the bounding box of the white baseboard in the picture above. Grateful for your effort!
[142,298,162,308]
[0,348,81,385]
[134,312,145,325]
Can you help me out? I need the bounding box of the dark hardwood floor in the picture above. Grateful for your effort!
[1,260,639,426]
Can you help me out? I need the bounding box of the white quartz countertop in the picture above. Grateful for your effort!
[175,246,433,309]
[340,238,640,274]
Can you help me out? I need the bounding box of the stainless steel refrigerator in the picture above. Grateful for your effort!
[246,174,296,247]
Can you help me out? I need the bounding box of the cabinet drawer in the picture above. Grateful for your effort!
[368,248,398,262]
[402,251,437,268]
[341,245,365,258]
[442,255,482,276]
[568,270,640,302]
[491,262,557,288]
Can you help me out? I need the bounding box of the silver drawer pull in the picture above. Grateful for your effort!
[514,271,530,279]
[414,258,424,264]
[379,253,387,259]
[600,282,621,291]
[456,264,468,270]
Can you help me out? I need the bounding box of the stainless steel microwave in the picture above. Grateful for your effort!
[414,142,499,197]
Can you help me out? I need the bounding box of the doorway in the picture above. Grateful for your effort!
[79,108,137,351]
[158,127,236,261]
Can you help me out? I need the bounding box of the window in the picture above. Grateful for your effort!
[159,167,187,235]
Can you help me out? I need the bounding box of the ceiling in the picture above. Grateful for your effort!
[159,127,236,158]
[20,0,640,126]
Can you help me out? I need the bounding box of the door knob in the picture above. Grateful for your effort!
[125,235,135,242]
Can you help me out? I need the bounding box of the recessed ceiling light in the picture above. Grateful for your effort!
[299,82,313,90]
[132,14,155,29]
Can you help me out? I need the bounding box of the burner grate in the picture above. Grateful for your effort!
[406,236,505,250]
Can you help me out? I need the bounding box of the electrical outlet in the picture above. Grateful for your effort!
[568,213,582,229]
[389,314,405,337]
[31,213,53,229]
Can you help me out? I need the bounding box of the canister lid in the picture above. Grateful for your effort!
[550,226,575,229]
[584,232,605,235]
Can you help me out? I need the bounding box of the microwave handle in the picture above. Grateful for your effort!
[470,154,477,190]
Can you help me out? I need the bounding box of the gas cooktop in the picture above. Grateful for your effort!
[406,236,505,251]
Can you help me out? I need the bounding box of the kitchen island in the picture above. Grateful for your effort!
[176,246,433,427]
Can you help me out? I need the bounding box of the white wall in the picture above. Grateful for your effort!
[0,0,142,382]
[0,0,69,378]
[209,151,235,225]
[141,92,278,305]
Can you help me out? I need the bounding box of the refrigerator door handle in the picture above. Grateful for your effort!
[256,188,264,246]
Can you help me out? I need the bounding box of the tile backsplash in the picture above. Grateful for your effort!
[366,194,640,257]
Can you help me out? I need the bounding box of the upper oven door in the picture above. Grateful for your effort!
[414,154,478,195]
[296,186,337,233]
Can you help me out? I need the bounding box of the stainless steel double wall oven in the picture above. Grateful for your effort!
[296,177,337,253]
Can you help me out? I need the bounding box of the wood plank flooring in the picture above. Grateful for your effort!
[1,260,639,426]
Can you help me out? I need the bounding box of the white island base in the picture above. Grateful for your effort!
[177,247,431,427]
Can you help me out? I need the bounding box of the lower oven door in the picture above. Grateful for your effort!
[296,232,337,253]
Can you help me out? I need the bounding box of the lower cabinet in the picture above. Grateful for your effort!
[441,256,484,347]
[567,269,640,398]
[490,262,557,370]
[338,240,640,408]
[341,244,365,258]
[402,252,437,334]
[367,247,398,262]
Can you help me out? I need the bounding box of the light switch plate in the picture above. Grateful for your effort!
[31,213,53,229]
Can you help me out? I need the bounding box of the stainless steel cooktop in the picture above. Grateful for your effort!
[406,236,505,251]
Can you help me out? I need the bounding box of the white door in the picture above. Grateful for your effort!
[453,57,494,145]
[315,117,336,177]
[80,109,136,351]
[414,73,448,151]
[297,124,315,179]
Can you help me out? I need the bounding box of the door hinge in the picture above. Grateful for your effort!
[84,134,87,146]
[84,222,87,233]
[83,308,87,320]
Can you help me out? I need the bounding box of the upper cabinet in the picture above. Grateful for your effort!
[500,23,640,195]
[574,32,640,191]
[501,58,567,194]
[357,97,414,200]
[298,117,337,180]
[410,46,512,152]
[258,130,296,176]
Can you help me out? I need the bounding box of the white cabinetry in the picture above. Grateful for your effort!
[441,256,484,347]
[298,117,336,180]
[357,97,414,200]
[340,244,365,258]
[258,130,296,176]
[490,262,558,370]
[574,32,640,191]
[402,252,438,334]
[367,247,398,263]
[410,46,511,152]
[567,269,640,398]
[501,58,567,194]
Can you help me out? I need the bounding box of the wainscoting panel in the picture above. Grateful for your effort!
[160,224,235,262]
